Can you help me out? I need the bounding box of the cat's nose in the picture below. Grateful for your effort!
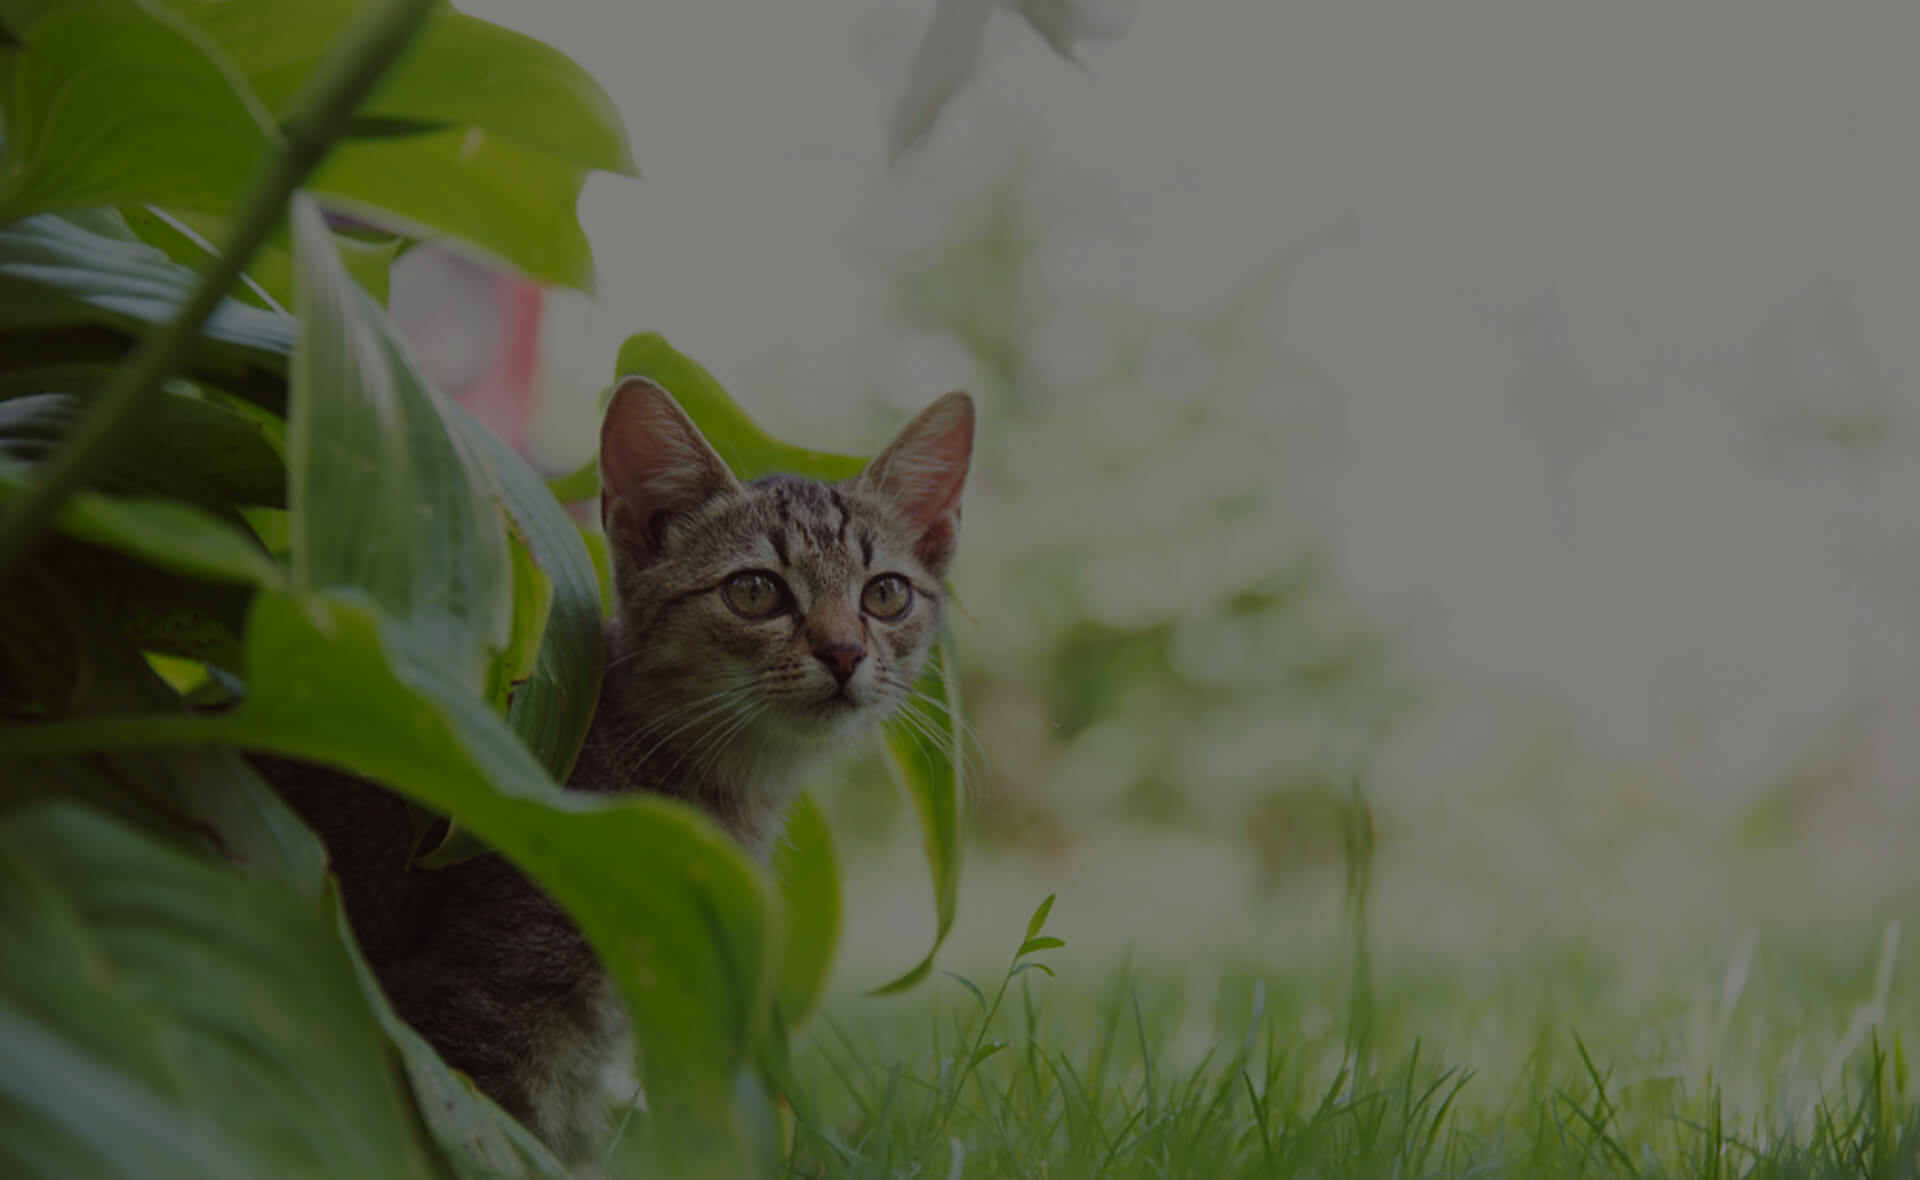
[814,642,865,685]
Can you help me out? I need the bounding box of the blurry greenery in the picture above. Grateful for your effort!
[838,167,1414,883]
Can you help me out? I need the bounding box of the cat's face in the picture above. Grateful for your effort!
[596,380,972,779]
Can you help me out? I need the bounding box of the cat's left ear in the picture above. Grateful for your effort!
[600,377,740,567]
[859,391,974,577]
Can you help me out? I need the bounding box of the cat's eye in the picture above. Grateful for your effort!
[722,571,790,618]
[861,574,913,620]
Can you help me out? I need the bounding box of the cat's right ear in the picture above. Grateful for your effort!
[599,377,740,566]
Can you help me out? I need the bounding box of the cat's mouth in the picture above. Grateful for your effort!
[795,687,861,720]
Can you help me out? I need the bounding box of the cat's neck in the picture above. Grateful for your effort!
[565,619,810,859]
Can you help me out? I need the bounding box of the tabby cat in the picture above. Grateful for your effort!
[270,378,973,1161]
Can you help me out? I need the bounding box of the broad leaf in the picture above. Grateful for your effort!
[0,800,444,1178]
[770,791,841,1025]
[288,194,511,694]
[0,0,272,222]
[0,589,776,1170]
[0,388,285,509]
[613,334,866,483]
[445,400,604,783]
[0,458,280,585]
[124,206,401,311]
[163,0,635,177]
[311,128,598,291]
[0,625,579,1178]
[3,542,251,678]
[0,1003,256,1180]
[0,214,295,387]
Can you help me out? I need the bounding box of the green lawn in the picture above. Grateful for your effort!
[772,922,1912,1179]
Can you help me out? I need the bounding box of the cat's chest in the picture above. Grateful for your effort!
[524,970,634,1159]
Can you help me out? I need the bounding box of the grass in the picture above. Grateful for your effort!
[773,917,1915,1179]
[607,781,1919,1179]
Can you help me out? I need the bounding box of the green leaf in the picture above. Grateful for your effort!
[1009,961,1053,979]
[0,0,273,223]
[3,543,251,679]
[310,127,598,291]
[943,970,988,1014]
[0,214,295,384]
[0,389,286,509]
[0,458,279,585]
[0,0,621,291]
[1024,892,1055,942]
[1018,936,1065,956]
[490,521,555,713]
[870,634,964,994]
[612,333,866,482]
[124,206,401,311]
[288,193,511,692]
[968,1042,1008,1069]
[0,1003,256,1180]
[445,399,604,783]
[0,801,444,1178]
[770,791,841,1026]
[161,0,635,177]
[544,456,599,504]
[0,588,776,1167]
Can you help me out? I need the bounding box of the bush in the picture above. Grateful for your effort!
[0,2,961,1175]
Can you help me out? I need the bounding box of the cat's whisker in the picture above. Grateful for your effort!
[685,699,770,785]
[610,684,762,777]
[871,673,990,782]
[903,689,992,775]
[883,700,977,793]
[601,690,739,769]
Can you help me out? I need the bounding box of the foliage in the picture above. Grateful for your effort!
[779,901,1918,1180]
[842,163,1412,878]
[0,1,965,1176]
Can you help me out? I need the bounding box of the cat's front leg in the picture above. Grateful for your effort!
[379,856,623,1164]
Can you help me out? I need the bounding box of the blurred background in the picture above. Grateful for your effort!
[403,0,1920,997]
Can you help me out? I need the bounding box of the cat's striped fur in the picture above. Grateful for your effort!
[273,380,974,1162]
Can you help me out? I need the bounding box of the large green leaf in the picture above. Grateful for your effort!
[613,333,867,483]
[0,613,574,1179]
[311,128,597,291]
[446,400,604,783]
[1,541,251,680]
[288,193,510,694]
[163,0,635,177]
[0,0,272,223]
[0,1002,256,1180]
[0,0,619,291]
[0,457,279,586]
[0,214,295,387]
[0,389,285,509]
[770,791,841,1025]
[0,588,775,1171]
[124,206,400,311]
[0,800,446,1179]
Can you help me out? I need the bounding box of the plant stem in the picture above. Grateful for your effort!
[0,0,436,581]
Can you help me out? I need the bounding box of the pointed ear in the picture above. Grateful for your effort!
[599,377,740,567]
[859,391,974,576]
